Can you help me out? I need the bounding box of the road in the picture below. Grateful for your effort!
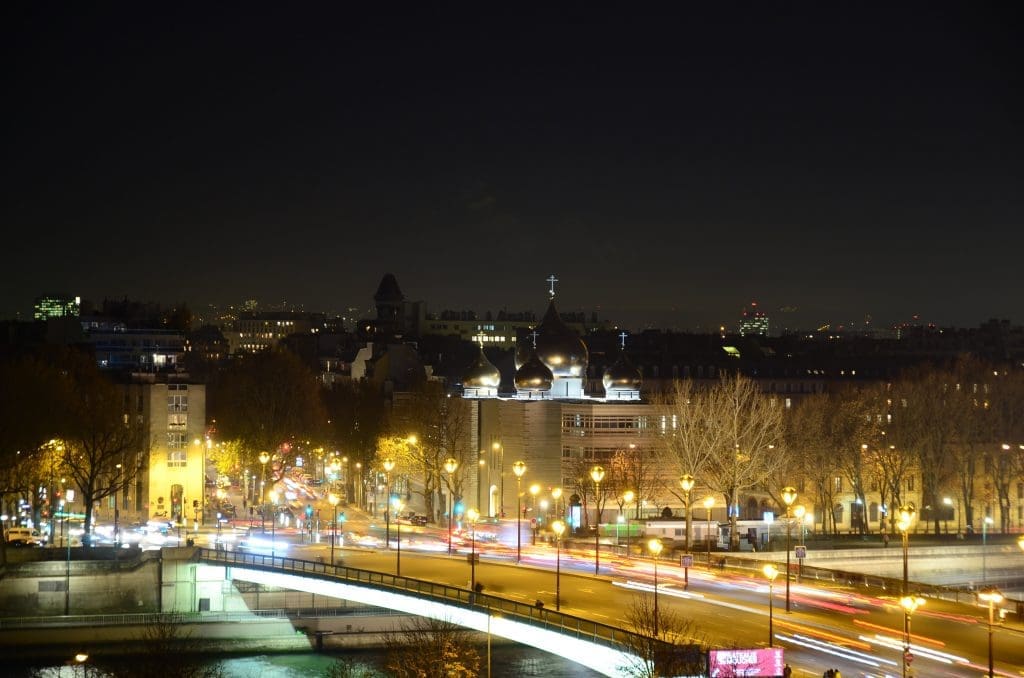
[209,491,1024,677]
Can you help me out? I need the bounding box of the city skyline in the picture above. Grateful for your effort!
[6,5,1022,332]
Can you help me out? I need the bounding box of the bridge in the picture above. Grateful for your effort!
[196,548,699,678]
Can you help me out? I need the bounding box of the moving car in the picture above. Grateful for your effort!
[4,527,42,546]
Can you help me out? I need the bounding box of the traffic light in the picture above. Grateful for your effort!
[306,504,313,517]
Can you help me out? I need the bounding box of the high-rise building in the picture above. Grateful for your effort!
[34,295,80,321]
[739,301,769,337]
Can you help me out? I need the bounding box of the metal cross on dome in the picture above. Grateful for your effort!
[546,274,558,299]
[530,330,539,347]
[619,331,628,349]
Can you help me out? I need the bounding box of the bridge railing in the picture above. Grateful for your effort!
[197,548,662,654]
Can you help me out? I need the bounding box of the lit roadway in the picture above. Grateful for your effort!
[261,523,1024,678]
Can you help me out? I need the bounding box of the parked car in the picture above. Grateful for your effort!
[410,515,429,526]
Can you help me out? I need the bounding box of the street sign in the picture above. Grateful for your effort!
[904,651,914,665]
[680,554,694,568]
[794,545,807,559]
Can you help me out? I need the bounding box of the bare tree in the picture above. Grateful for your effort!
[701,373,787,550]
[383,615,481,678]
[59,364,148,543]
[618,595,708,678]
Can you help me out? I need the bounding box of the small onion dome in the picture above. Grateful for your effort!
[515,349,554,391]
[535,300,588,378]
[514,336,534,370]
[602,351,642,392]
[463,346,501,389]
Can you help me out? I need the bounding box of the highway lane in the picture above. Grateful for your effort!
[274,536,1024,677]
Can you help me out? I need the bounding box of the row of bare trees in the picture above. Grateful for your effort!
[652,355,1024,546]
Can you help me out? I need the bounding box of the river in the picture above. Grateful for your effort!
[12,645,605,678]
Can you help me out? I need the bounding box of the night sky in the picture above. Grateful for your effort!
[5,4,1022,332]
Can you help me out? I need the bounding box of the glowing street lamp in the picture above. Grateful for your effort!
[900,594,925,678]
[552,519,565,610]
[328,492,340,565]
[512,461,526,563]
[258,451,270,532]
[679,474,695,552]
[762,563,779,647]
[781,486,798,613]
[444,457,459,556]
[703,496,716,566]
[382,458,396,550]
[897,504,916,596]
[978,588,1003,678]
[648,538,664,637]
[590,465,606,574]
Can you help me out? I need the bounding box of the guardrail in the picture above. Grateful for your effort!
[197,548,667,655]
[0,609,289,630]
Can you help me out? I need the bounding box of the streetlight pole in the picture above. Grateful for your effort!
[512,461,526,563]
[979,588,1002,678]
[622,490,634,558]
[394,499,404,576]
[781,486,797,613]
[258,452,270,533]
[793,504,806,582]
[680,475,694,553]
[529,484,540,545]
[591,465,605,574]
[703,496,715,567]
[897,504,916,595]
[467,508,479,594]
[983,515,993,582]
[444,457,459,556]
[762,564,778,648]
[900,595,924,678]
[382,458,395,551]
[648,538,663,637]
[328,493,339,565]
[269,490,278,559]
[552,520,565,610]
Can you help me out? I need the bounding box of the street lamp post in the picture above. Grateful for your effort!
[622,490,635,558]
[512,461,526,563]
[897,504,916,595]
[258,451,270,532]
[467,508,480,594]
[983,515,993,582]
[978,588,1002,678]
[444,457,459,556]
[703,496,715,566]
[762,563,779,647]
[649,538,663,638]
[382,458,395,550]
[591,465,605,574]
[781,486,797,613]
[552,487,563,522]
[529,484,540,545]
[268,490,278,559]
[328,493,340,565]
[793,504,806,582]
[394,499,404,576]
[679,474,695,553]
[550,520,566,612]
[900,595,924,678]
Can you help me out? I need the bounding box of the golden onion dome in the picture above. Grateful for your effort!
[602,351,642,391]
[534,300,588,378]
[463,345,501,389]
[515,349,553,391]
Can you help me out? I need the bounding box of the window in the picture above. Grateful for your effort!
[167,432,187,449]
[167,449,186,467]
[833,476,843,493]
[168,413,187,430]
[907,476,915,491]
[168,394,188,412]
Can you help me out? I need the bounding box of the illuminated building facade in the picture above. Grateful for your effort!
[33,295,80,320]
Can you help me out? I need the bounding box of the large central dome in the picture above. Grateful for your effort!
[534,300,588,378]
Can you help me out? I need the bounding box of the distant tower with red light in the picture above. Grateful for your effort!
[739,302,769,337]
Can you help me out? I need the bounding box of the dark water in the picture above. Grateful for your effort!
[12,646,603,677]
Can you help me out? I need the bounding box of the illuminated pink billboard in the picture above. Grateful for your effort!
[708,648,785,677]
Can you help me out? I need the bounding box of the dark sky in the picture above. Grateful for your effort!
[5,4,1022,332]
